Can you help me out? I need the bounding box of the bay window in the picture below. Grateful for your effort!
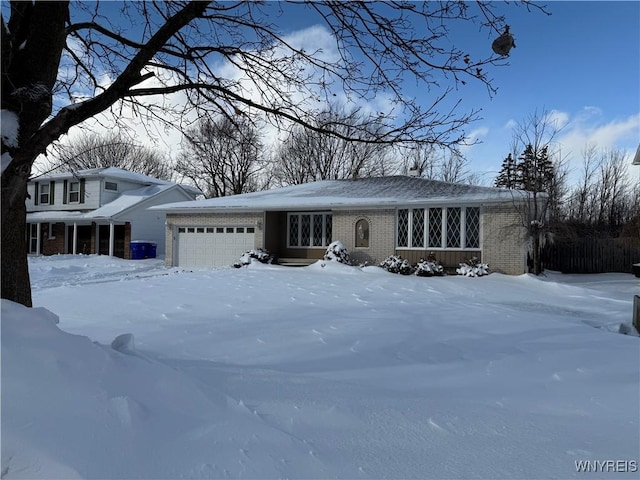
[397,206,480,249]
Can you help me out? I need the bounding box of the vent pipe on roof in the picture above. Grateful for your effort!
[408,168,419,177]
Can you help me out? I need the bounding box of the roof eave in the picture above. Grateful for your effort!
[159,195,521,215]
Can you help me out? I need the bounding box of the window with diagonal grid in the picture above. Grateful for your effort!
[447,207,461,248]
[289,214,299,246]
[313,214,324,246]
[412,209,425,248]
[288,213,332,247]
[300,214,311,246]
[397,209,409,247]
[428,208,442,248]
[465,207,480,248]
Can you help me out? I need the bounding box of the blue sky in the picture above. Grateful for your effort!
[229,1,639,183]
[274,1,640,183]
[457,1,640,181]
[10,1,637,184]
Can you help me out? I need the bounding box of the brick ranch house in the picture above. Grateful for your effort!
[153,176,533,274]
[26,167,200,258]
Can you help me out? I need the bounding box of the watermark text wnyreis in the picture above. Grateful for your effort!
[575,460,637,473]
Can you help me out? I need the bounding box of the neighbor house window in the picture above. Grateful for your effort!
[288,213,332,247]
[68,181,80,203]
[39,183,50,204]
[105,181,118,191]
[396,207,481,250]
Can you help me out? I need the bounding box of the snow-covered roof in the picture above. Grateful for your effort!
[90,184,175,218]
[27,184,181,223]
[30,167,202,196]
[26,211,87,223]
[152,176,528,213]
[32,166,171,184]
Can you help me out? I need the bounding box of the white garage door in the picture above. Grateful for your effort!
[176,226,256,268]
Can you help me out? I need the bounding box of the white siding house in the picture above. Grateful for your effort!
[26,167,200,258]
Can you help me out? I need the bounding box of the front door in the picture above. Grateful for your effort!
[28,223,39,254]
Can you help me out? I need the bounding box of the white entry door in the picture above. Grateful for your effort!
[176,226,255,268]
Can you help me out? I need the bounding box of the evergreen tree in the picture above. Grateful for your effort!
[516,144,553,194]
[514,143,555,275]
[494,153,518,189]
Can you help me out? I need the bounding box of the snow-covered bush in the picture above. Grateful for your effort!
[379,255,414,275]
[324,241,351,265]
[456,256,489,277]
[415,257,444,277]
[234,248,274,268]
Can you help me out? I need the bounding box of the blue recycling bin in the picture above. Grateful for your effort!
[130,241,157,259]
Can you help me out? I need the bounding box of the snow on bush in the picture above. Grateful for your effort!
[379,255,415,275]
[234,248,274,268]
[415,257,444,277]
[456,256,489,277]
[324,241,351,265]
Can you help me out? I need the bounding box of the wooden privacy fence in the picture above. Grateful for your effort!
[543,237,640,274]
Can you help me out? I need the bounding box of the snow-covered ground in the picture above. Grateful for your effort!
[2,254,639,479]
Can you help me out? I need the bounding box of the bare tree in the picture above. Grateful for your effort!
[1,1,549,306]
[176,116,263,198]
[40,131,175,180]
[439,150,473,184]
[401,144,438,178]
[400,145,477,184]
[271,105,393,186]
[565,146,635,236]
[566,144,600,224]
[596,149,630,233]
[495,110,568,275]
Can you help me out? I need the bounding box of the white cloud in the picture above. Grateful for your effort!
[557,112,639,158]
[459,126,489,157]
[545,109,570,130]
[503,118,517,130]
[463,108,640,187]
[36,24,368,173]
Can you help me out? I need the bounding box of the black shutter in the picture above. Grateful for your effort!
[79,179,86,204]
[34,182,39,205]
[63,180,68,204]
[49,181,55,205]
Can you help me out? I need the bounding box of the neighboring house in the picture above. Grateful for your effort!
[633,144,640,166]
[26,167,200,258]
[153,176,531,274]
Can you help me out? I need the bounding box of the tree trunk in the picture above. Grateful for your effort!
[1,166,32,306]
[531,228,543,276]
[2,1,70,306]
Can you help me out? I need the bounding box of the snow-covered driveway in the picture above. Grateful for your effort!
[2,255,638,478]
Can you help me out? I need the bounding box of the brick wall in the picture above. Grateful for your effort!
[166,206,527,274]
[41,222,66,255]
[164,212,263,266]
[482,203,527,275]
[333,209,396,266]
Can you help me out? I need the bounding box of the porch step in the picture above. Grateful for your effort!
[276,257,317,267]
